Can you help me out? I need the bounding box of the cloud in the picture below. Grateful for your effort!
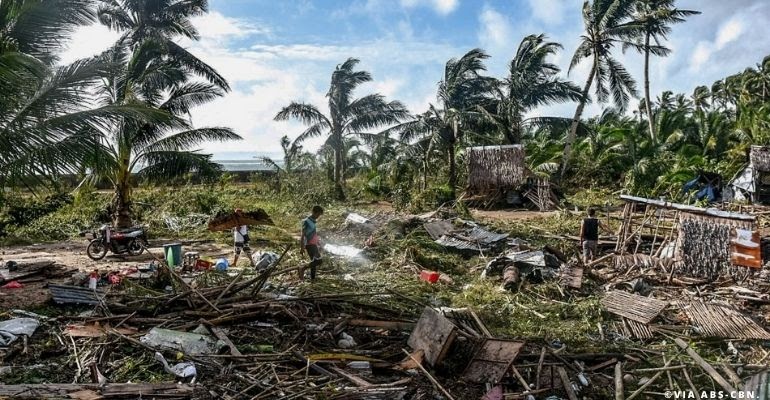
[689,16,745,73]
[715,18,744,48]
[400,0,459,15]
[478,5,513,51]
[527,0,567,25]
[191,11,269,41]
[59,23,120,64]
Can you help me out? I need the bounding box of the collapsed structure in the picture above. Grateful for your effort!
[614,195,761,279]
[465,145,556,210]
[729,145,770,204]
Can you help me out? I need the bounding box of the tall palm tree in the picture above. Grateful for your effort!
[628,0,699,143]
[481,34,582,145]
[563,0,641,175]
[93,0,238,227]
[97,0,228,90]
[435,49,495,195]
[0,0,163,191]
[275,58,408,200]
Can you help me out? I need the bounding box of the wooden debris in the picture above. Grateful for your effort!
[674,338,736,393]
[614,362,624,400]
[407,307,457,366]
[462,339,524,384]
[679,300,770,340]
[0,383,195,399]
[560,263,584,289]
[556,366,578,400]
[402,349,456,400]
[601,290,668,324]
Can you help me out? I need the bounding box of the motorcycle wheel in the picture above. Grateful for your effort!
[127,239,144,256]
[86,240,108,261]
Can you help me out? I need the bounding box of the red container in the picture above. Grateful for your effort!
[195,259,213,271]
[420,270,440,283]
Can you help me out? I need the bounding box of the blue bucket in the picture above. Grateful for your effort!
[163,243,182,267]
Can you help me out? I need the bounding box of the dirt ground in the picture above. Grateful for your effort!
[471,208,560,222]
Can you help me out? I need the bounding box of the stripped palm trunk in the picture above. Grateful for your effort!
[643,32,656,145]
[113,158,133,228]
[562,61,597,177]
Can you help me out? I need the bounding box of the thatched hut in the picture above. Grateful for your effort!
[466,145,528,194]
[614,195,760,280]
[465,145,555,210]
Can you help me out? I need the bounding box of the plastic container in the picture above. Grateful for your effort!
[163,243,183,267]
[215,258,229,272]
[420,270,440,283]
[195,259,213,271]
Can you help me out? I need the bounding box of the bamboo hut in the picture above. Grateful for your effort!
[614,195,761,280]
[465,145,555,210]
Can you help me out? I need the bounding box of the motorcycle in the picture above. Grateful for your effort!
[84,225,148,261]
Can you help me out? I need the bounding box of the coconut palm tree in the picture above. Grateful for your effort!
[275,58,409,200]
[563,0,641,175]
[91,1,238,227]
[627,0,699,143]
[481,34,582,145]
[0,0,165,191]
[97,0,228,90]
[90,43,239,227]
[434,48,496,195]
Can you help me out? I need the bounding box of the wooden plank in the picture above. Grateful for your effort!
[210,327,243,357]
[407,307,457,367]
[557,366,578,400]
[462,339,524,384]
[674,338,736,393]
[0,383,194,398]
[348,319,415,331]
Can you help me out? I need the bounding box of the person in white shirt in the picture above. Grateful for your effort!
[232,209,255,267]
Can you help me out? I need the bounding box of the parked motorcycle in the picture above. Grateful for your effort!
[84,225,148,260]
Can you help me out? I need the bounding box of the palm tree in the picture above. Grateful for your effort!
[628,0,699,143]
[97,0,228,90]
[563,0,641,175]
[275,58,408,200]
[0,0,163,191]
[481,34,582,145]
[434,49,496,195]
[93,1,238,227]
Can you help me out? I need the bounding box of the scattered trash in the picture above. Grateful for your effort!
[0,317,39,346]
[154,352,197,383]
[337,332,357,349]
[140,328,226,356]
[1,281,23,289]
[252,251,279,270]
[419,270,439,283]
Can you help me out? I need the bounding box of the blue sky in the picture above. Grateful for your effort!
[61,0,770,159]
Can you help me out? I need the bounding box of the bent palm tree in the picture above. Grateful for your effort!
[482,34,582,145]
[275,58,408,200]
[0,0,164,190]
[628,0,699,143]
[563,0,641,175]
[435,49,495,195]
[93,0,238,227]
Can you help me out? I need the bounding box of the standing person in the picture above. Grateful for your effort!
[299,205,324,281]
[232,209,255,268]
[580,208,608,264]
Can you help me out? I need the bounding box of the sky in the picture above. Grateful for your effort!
[60,0,770,160]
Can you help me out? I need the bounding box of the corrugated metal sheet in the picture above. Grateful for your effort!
[743,370,770,400]
[620,195,756,221]
[49,284,103,305]
[428,223,508,252]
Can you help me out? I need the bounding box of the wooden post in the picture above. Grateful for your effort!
[674,338,735,393]
[614,362,624,400]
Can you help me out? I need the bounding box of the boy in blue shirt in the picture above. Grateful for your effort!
[299,205,324,281]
